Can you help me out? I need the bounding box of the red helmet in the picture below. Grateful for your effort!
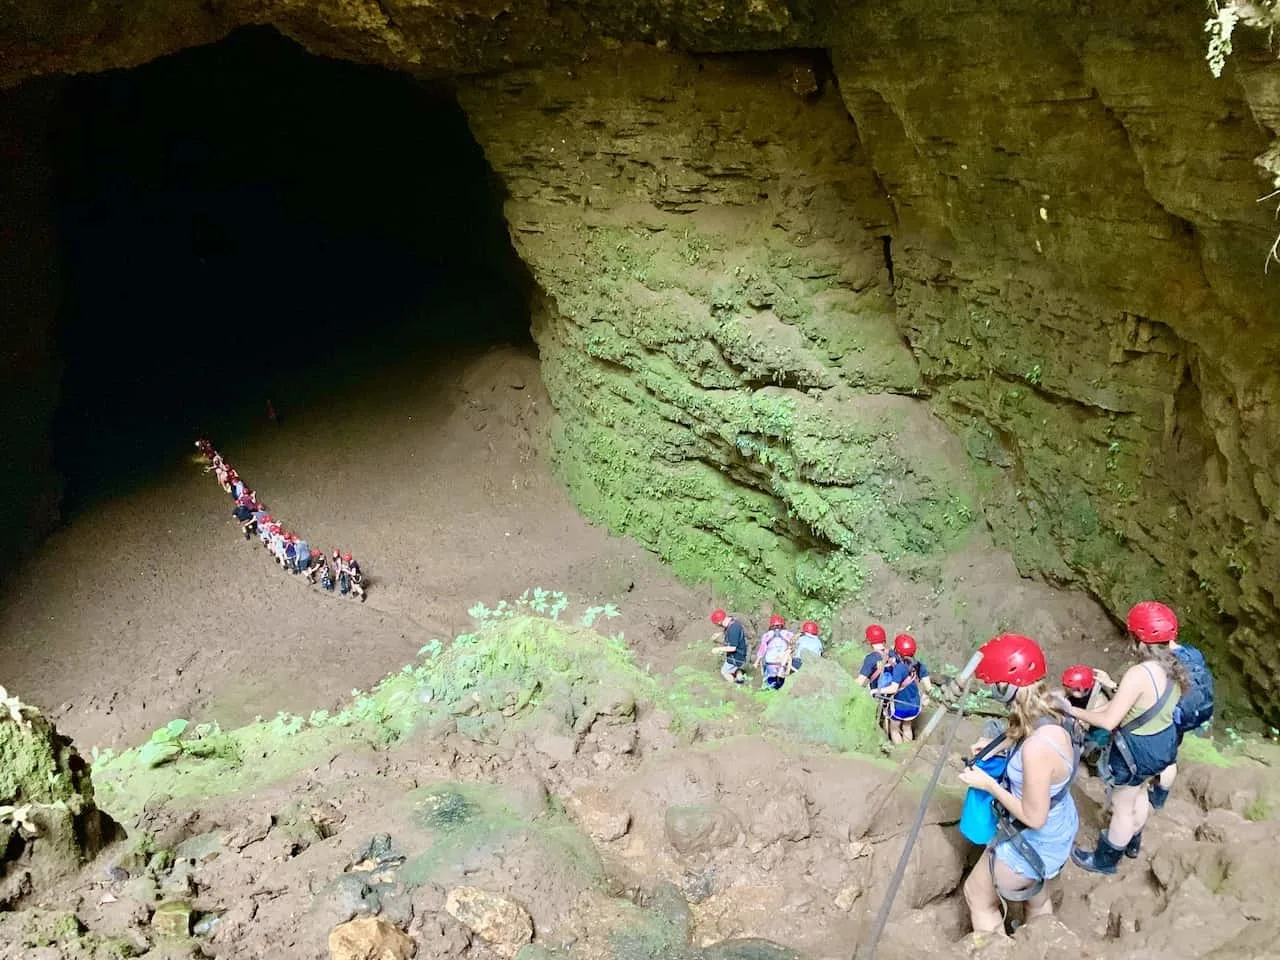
[310,548,322,557]
[894,633,917,657]
[710,609,727,626]
[343,553,353,563]
[975,633,1047,688]
[865,624,887,645]
[768,614,786,629]
[262,514,272,522]
[1127,601,1178,644]
[1062,664,1096,692]
[801,620,820,636]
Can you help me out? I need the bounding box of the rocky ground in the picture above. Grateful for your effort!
[2,611,1279,960]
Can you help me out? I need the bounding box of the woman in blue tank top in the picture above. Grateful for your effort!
[958,633,1079,935]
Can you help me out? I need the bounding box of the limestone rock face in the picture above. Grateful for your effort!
[460,48,975,618]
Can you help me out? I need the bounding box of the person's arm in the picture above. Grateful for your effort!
[855,674,870,687]
[1068,665,1146,731]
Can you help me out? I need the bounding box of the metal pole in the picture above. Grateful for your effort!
[856,685,970,960]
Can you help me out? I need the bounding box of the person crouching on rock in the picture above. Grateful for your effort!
[1066,601,1187,874]
[1060,664,1115,767]
[345,553,366,602]
[754,615,795,690]
[958,632,1079,934]
[792,620,823,671]
[710,609,748,685]
[194,438,214,461]
[876,633,934,744]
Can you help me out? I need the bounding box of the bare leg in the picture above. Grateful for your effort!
[901,718,916,743]
[888,720,905,744]
[1158,763,1177,791]
[963,853,1004,934]
[1023,880,1055,923]
[1106,784,1143,847]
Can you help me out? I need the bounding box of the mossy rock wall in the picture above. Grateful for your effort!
[459,49,980,620]
[828,0,1280,716]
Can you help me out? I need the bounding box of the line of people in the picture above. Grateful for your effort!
[952,600,1215,935]
[709,610,824,689]
[194,437,367,602]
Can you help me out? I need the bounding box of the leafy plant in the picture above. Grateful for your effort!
[137,719,189,768]
[581,604,621,628]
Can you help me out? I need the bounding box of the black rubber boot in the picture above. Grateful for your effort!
[1071,834,1124,875]
[1149,784,1170,809]
[1124,831,1142,859]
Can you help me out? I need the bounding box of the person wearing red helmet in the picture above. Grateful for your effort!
[303,548,326,584]
[792,620,823,669]
[958,633,1079,933]
[1066,601,1191,874]
[710,609,749,685]
[1060,664,1115,764]
[753,615,796,690]
[345,553,366,602]
[875,633,935,743]
[1122,602,1216,810]
[855,624,890,689]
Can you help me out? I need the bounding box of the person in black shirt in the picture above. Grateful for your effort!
[710,609,748,685]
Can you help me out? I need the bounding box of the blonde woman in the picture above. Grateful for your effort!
[958,633,1079,934]
[1067,601,1187,873]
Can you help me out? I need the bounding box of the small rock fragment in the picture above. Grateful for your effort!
[444,886,532,958]
[151,900,193,938]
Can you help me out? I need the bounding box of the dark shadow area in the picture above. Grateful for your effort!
[46,26,532,516]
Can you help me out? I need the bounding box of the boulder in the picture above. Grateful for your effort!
[328,917,416,960]
[151,900,193,939]
[443,886,532,958]
[664,803,741,856]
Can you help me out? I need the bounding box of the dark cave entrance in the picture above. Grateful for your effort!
[41,26,533,517]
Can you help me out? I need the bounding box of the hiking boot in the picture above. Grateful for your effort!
[1071,834,1124,875]
[1124,831,1142,859]
[1149,784,1170,809]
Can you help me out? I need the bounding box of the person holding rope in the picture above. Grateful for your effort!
[957,633,1079,934]
[1066,601,1187,873]
[753,615,795,690]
